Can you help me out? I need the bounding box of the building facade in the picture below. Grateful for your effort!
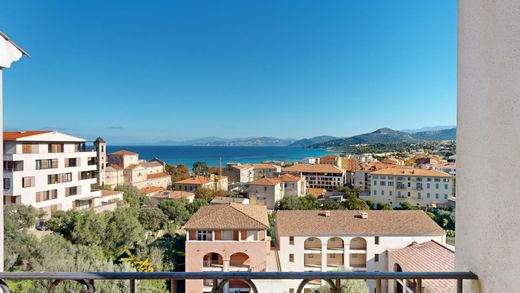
[364,168,454,208]
[282,164,346,191]
[3,131,101,214]
[184,204,270,293]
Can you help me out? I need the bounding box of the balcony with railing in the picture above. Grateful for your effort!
[0,271,478,293]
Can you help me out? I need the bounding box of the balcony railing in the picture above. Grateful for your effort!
[0,271,478,293]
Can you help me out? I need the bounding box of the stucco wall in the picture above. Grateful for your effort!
[457,0,520,291]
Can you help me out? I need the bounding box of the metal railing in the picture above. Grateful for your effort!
[0,271,478,293]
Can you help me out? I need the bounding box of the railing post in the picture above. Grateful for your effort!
[416,279,422,293]
[129,279,136,293]
[457,279,463,293]
[376,279,381,293]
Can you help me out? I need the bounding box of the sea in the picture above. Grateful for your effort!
[106,145,337,167]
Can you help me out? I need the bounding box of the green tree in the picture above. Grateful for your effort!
[299,195,321,210]
[104,207,145,256]
[277,196,302,210]
[159,199,191,226]
[186,198,209,214]
[321,200,343,210]
[397,202,414,210]
[342,193,369,210]
[3,205,39,271]
[138,208,169,231]
[115,184,149,207]
[192,161,209,176]
[376,202,393,210]
[166,164,191,182]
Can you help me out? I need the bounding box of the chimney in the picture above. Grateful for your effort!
[320,210,331,217]
[361,212,368,219]
[249,193,257,205]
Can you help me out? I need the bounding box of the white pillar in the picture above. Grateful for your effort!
[457,0,520,291]
[321,242,327,272]
[343,242,350,270]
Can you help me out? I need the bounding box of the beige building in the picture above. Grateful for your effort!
[184,204,270,293]
[283,164,346,191]
[364,168,454,208]
[173,174,228,192]
[319,154,342,168]
[274,210,446,293]
[248,174,306,209]
[102,149,171,189]
[150,190,195,204]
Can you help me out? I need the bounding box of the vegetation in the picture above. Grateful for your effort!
[114,184,149,207]
[192,161,209,176]
[4,204,184,293]
[194,188,228,201]
[165,163,190,182]
[276,188,369,211]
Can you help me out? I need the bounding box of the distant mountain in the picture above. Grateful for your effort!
[289,136,339,147]
[413,128,457,141]
[401,125,456,133]
[309,127,456,148]
[192,137,296,147]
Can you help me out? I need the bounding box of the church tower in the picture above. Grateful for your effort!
[94,137,107,186]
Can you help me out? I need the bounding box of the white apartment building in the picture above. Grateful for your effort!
[274,210,446,293]
[3,131,101,214]
[248,174,306,210]
[282,164,346,191]
[365,168,454,208]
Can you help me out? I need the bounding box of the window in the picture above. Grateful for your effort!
[289,254,294,262]
[373,180,377,186]
[196,230,210,241]
[435,183,439,189]
[375,236,379,245]
[436,193,439,199]
[445,184,449,190]
[427,193,431,198]
[397,191,401,197]
[65,186,79,196]
[388,181,394,186]
[48,173,72,184]
[418,192,422,199]
[65,158,78,167]
[381,190,384,196]
[373,190,377,195]
[36,159,58,170]
[289,289,295,293]
[426,183,431,188]
[389,191,393,196]
[407,192,411,197]
[22,176,35,188]
[375,254,379,262]
[3,178,10,190]
[445,194,449,199]
[221,230,233,240]
[48,143,64,153]
[35,189,58,202]
[289,236,294,245]
[247,231,257,241]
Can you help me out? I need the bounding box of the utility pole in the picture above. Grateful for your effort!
[0,32,29,272]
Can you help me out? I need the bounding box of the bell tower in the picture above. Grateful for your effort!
[94,137,107,186]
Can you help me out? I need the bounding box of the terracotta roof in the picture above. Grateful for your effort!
[107,164,123,170]
[3,131,52,140]
[138,186,164,195]
[283,164,345,174]
[250,177,281,186]
[109,150,137,156]
[184,203,269,230]
[242,163,280,169]
[153,190,195,199]
[125,164,143,171]
[174,176,211,185]
[146,172,170,180]
[100,190,123,197]
[139,161,163,168]
[371,168,451,178]
[308,188,327,197]
[276,210,445,236]
[320,154,339,159]
[279,173,302,182]
[389,241,455,293]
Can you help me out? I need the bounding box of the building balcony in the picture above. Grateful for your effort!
[0,271,478,293]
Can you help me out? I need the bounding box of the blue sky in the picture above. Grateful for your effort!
[1,0,457,144]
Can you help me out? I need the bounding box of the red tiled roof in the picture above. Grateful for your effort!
[110,150,137,156]
[138,186,164,195]
[146,172,170,180]
[250,177,282,186]
[101,190,123,198]
[184,203,269,230]
[283,164,345,174]
[3,131,52,140]
[174,176,211,185]
[279,173,302,182]
[389,241,455,293]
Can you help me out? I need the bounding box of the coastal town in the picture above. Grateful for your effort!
[3,130,457,293]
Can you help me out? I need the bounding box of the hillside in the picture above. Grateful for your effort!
[289,136,339,147]
[309,128,456,148]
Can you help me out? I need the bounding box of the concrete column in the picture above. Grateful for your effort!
[321,242,327,272]
[458,0,520,291]
[343,242,350,270]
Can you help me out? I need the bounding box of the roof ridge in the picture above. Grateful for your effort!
[229,204,269,228]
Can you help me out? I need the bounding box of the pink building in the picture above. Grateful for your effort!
[184,203,270,293]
